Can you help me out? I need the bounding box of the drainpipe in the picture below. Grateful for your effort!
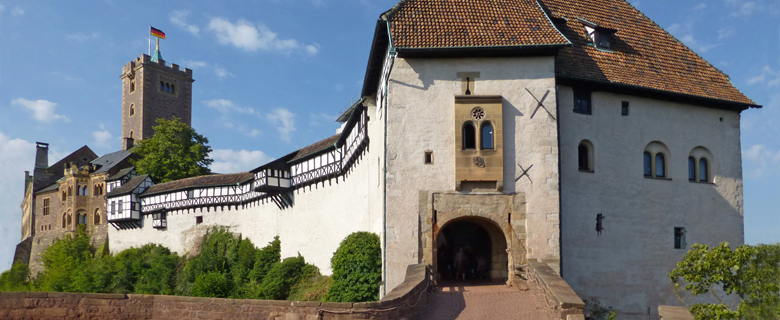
[382,20,396,297]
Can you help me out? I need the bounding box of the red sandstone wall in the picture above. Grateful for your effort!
[0,264,431,320]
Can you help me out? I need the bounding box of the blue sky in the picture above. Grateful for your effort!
[0,0,776,271]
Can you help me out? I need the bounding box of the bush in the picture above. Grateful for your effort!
[327,232,381,302]
[258,255,307,300]
[249,236,280,283]
[35,227,94,292]
[192,271,233,298]
[288,264,332,302]
[0,263,31,292]
[113,244,180,294]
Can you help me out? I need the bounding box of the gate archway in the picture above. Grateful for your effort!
[435,217,508,282]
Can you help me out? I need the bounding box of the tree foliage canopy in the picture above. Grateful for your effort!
[131,117,213,183]
[668,242,780,320]
[327,232,382,302]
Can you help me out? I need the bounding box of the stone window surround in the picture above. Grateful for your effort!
[578,140,594,173]
[688,147,714,184]
[644,141,671,180]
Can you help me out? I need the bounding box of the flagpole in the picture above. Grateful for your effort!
[148,25,151,56]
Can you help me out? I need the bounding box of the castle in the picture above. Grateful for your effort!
[15,0,759,318]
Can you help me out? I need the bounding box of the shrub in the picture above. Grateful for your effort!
[327,232,381,302]
[258,255,307,300]
[288,264,332,302]
[249,236,280,283]
[113,244,180,294]
[0,263,31,292]
[192,271,233,298]
[35,226,94,292]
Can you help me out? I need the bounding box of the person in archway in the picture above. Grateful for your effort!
[454,247,467,281]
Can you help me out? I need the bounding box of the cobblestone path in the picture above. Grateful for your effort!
[418,282,558,320]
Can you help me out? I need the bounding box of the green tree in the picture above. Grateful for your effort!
[131,117,213,183]
[258,255,307,300]
[668,242,780,320]
[35,226,94,292]
[327,232,382,302]
[113,244,180,294]
[0,263,31,292]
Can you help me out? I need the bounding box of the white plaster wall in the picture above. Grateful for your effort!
[558,86,744,319]
[383,56,561,290]
[109,135,384,276]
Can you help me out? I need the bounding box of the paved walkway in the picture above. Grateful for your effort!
[419,282,558,320]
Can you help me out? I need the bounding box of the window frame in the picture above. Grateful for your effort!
[573,88,592,115]
[480,122,494,150]
[578,141,594,172]
[462,122,477,150]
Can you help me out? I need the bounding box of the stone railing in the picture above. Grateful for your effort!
[0,264,431,320]
[659,305,694,320]
[527,260,586,320]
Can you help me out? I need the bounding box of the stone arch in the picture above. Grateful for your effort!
[436,216,509,281]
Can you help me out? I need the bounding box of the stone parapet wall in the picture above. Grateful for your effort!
[527,260,585,320]
[658,305,694,320]
[0,264,431,320]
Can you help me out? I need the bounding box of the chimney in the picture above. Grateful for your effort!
[35,142,49,169]
[123,137,135,150]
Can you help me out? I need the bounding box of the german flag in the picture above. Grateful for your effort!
[151,26,166,39]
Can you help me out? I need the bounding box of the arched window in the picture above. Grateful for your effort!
[68,186,72,196]
[165,83,170,92]
[480,123,494,149]
[130,104,135,116]
[462,122,476,150]
[171,84,175,93]
[94,209,101,225]
[130,81,135,92]
[62,213,67,229]
[61,191,67,202]
[699,158,708,182]
[578,141,594,172]
[67,213,72,226]
[130,131,134,139]
[688,157,696,181]
[160,81,165,91]
[643,152,652,177]
[655,153,665,178]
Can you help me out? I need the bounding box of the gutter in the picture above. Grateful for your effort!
[382,19,396,298]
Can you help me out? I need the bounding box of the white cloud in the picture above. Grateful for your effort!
[0,4,5,12]
[725,0,760,18]
[205,99,256,115]
[743,144,780,179]
[66,32,100,42]
[0,132,36,271]
[12,98,70,123]
[747,65,780,87]
[10,6,23,16]
[211,149,273,173]
[693,3,707,11]
[170,10,199,36]
[207,17,317,55]
[182,60,233,79]
[266,108,296,143]
[718,27,735,40]
[92,123,113,149]
[667,23,719,53]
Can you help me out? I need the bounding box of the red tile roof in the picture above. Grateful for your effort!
[387,0,569,48]
[143,172,254,195]
[381,0,755,106]
[540,0,755,105]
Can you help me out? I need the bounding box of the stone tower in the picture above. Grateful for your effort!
[120,54,194,149]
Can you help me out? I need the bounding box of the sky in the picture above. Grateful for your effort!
[0,0,777,271]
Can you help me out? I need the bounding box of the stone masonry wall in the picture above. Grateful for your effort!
[0,264,431,320]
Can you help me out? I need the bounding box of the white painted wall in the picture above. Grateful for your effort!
[558,86,744,319]
[109,121,384,276]
[383,56,561,290]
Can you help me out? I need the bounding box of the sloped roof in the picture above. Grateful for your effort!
[290,134,339,162]
[33,145,97,193]
[106,175,149,197]
[91,150,132,174]
[105,167,135,182]
[387,0,569,48]
[34,182,60,194]
[142,172,254,196]
[539,0,756,106]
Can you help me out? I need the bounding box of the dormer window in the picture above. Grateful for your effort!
[580,18,617,50]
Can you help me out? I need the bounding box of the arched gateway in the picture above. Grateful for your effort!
[420,192,528,285]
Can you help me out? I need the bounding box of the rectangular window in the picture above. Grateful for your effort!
[424,151,433,164]
[111,201,116,215]
[118,200,123,215]
[573,89,592,114]
[43,198,50,216]
[621,101,629,116]
[674,227,687,249]
[196,216,203,224]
